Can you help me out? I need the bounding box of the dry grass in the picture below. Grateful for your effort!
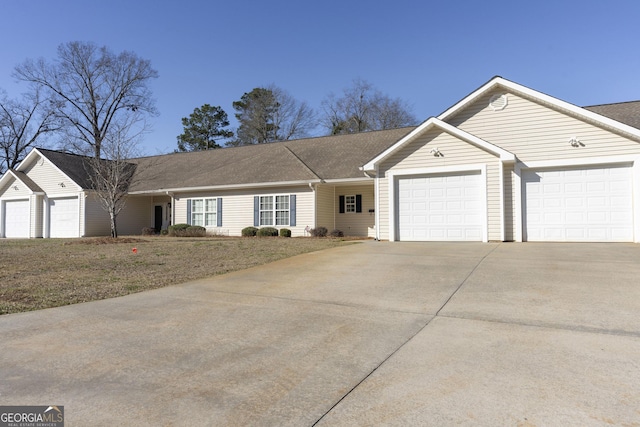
[0,236,352,315]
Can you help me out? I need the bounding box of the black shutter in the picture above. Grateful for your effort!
[339,195,345,214]
[356,194,362,213]
[186,199,192,225]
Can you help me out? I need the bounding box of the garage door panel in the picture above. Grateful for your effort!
[4,200,30,238]
[524,165,633,242]
[398,171,483,241]
[49,197,79,238]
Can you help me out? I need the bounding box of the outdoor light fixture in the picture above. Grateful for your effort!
[430,147,444,157]
[58,182,65,187]
[13,185,19,191]
[569,136,584,147]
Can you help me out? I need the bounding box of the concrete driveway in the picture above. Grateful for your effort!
[1,242,639,426]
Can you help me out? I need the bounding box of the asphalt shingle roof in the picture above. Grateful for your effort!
[583,101,640,130]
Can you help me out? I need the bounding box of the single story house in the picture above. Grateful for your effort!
[2,76,640,242]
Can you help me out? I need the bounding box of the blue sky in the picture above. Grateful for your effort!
[2,0,640,155]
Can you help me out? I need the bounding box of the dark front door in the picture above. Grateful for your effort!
[154,205,163,232]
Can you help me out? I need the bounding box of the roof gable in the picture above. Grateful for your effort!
[0,169,44,196]
[439,76,640,141]
[362,117,514,171]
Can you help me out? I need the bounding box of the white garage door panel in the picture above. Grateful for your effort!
[4,200,30,238]
[50,197,79,238]
[524,165,633,242]
[398,171,483,241]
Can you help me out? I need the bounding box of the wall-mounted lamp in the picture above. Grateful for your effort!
[58,182,66,187]
[568,136,584,147]
[430,147,444,157]
[13,185,19,191]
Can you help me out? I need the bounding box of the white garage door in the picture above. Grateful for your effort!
[397,171,483,241]
[4,200,30,238]
[49,197,79,238]
[523,165,633,242]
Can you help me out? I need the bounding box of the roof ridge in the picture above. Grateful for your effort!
[281,145,321,180]
[583,100,640,108]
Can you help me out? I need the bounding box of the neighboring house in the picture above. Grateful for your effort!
[2,76,640,242]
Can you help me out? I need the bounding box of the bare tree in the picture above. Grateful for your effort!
[85,118,142,238]
[0,88,59,173]
[231,85,315,146]
[14,41,158,158]
[321,78,417,135]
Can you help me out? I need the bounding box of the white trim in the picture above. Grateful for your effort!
[362,117,515,171]
[514,163,523,242]
[438,77,640,142]
[519,155,638,170]
[128,179,321,195]
[374,165,380,240]
[322,177,372,184]
[499,163,505,242]
[387,163,488,242]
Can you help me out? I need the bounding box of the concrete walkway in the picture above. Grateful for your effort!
[1,241,639,426]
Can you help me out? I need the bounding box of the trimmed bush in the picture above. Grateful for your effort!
[167,224,206,237]
[185,226,206,237]
[168,223,190,236]
[330,229,344,238]
[242,226,258,237]
[279,228,292,238]
[311,226,328,237]
[257,227,279,237]
[141,227,156,236]
[160,229,168,236]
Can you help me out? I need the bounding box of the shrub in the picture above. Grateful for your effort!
[242,226,258,237]
[185,226,206,237]
[257,227,279,237]
[279,228,292,238]
[330,229,344,237]
[160,229,168,236]
[141,227,156,236]
[168,223,190,236]
[311,226,328,237]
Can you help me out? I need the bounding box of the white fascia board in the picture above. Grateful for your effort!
[127,179,322,195]
[0,170,45,196]
[362,117,515,171]
[439,77,640,142]
[321,177,372,184]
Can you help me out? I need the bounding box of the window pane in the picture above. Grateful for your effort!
[192,213,203,227]
[192,199,203,213]
[345,195,356,213]
[276,195,289,210]
[205,213,216,227]
[260,196,273,210]
[205,198,216,212]
[276,210,289,226]
[260,211,273,226]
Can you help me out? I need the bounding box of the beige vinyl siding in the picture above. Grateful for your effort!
[378,128,502,241]
[315,184,335,232]
[173,185,314,237]
[0,177,32,198]
[84,193,112,236]
[335,184,375,237]
[117,197,153,236]
[21,155,80,194]
[446,90,640,162]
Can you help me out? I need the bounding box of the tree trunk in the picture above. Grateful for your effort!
[110,210,118,238]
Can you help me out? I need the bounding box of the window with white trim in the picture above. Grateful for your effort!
[345,195,356,213]
[191,198,217,227]
[260,195,290,226]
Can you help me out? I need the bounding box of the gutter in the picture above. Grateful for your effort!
[127,179,323,195]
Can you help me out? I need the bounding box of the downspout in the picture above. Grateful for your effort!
[362,168,380,241]
[308,183,316,230]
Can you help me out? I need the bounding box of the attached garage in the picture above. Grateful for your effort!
[49,197,79,238]
[523,164,633,242]
[4,200,30,238]
[397,171,484,241]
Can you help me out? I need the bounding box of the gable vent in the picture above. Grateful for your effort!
[489,94,508,111]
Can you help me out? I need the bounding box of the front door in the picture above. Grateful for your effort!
[154,205,163,232]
